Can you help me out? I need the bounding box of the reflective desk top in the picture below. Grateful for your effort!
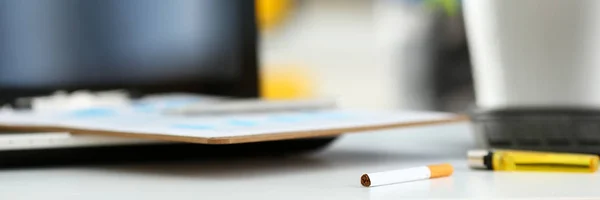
[2,123,599,200]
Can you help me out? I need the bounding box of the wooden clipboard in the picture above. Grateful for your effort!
[0,111,469,144]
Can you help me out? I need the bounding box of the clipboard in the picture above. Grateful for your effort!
[0,109,468,144]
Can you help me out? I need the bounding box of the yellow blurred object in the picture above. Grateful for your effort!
[260,66,314,100]
[255,0,293,31]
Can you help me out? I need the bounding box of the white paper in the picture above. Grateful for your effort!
[0,108,460,139]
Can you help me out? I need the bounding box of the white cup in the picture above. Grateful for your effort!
[464,0,600,110]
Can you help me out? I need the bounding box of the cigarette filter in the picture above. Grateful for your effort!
[361,163,453,187]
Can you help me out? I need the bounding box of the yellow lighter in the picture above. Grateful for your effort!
[468,149,599,173]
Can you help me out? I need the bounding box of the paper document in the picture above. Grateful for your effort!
[0,109,466,144]
[0,97,467,144]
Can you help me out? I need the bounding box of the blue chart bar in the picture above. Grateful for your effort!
[228,120,258,127]
[172,124,214,130]
[70,108,117,118]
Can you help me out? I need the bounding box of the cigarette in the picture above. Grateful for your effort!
[360,163,454,187]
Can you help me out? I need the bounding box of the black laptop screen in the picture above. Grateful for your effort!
[0,0,258,100]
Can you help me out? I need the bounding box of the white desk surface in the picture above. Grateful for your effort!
[2,122,600,200]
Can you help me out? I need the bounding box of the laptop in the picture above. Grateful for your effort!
[0,0,336,166]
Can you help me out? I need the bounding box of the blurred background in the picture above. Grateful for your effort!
[0,0,471,112]
[258,0,472,112]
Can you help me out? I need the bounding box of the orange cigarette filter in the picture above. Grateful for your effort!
[428,163,454,178]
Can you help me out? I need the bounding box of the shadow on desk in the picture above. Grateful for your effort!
[0,137,338,169]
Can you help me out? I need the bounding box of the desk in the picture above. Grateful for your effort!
[1,122,599,199]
